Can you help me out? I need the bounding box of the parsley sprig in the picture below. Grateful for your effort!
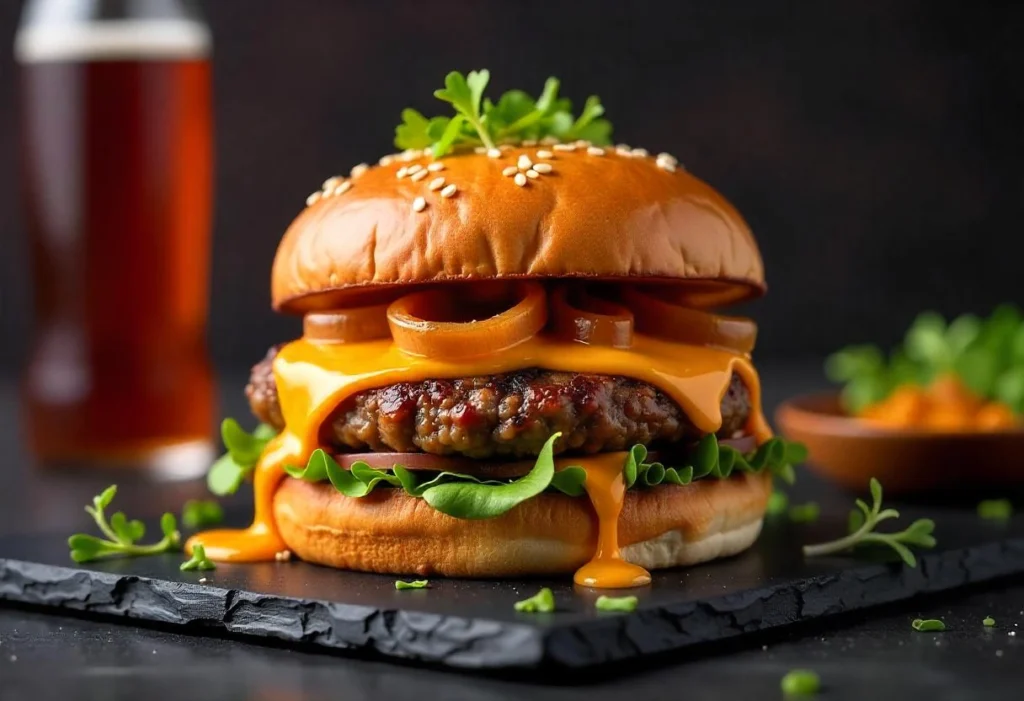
[395,70,612,157]
[827,305,1024,414]
[803,478,936,566]
[180,543,216,572]
[68,486,181,563]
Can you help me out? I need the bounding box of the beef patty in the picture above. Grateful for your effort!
[246,346,751,459]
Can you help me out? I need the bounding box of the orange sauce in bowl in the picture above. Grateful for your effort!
[859,374,1020,431]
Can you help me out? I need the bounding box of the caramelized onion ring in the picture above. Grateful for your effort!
[387,282,547,358]
[550,286,634,348]
[331,436,757,478]
[621,288,758,354]
[303,304,392,343]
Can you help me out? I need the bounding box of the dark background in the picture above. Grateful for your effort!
[1,0,1022,374]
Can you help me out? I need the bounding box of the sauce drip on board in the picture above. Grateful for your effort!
[190,332,771,587]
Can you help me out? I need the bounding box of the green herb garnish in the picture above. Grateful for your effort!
[514,587,555,613]
[984,616,996,627]
[180,543,216,572]
[395,70,612,158]
[286,432,805,521]
[827,305,1024,414]
[395,579,429,590]
[802,478,936,566]
[766,491,789,516]
[207,419,278,496]
[788,502,820,523]
[912,618,946,632]
[181,499,224,530]
[595,595,639,613]
[978,499,1013,521]
[781,669,821,696]
[68,486,181,563]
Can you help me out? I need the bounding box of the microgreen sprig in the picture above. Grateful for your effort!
[181,499,224,530]
[395,70,612,158]
[514,587,555,613]
[180,543,216,572]
[68,486,180,563]
[395,579,429,590]
[802,478,936,566]
[781,669,821,696]
[595,595,639,613]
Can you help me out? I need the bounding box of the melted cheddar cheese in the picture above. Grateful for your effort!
[189,332,770,588]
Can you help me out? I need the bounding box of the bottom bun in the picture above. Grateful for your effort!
[273,471,771,577]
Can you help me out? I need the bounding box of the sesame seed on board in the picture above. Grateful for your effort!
[440,183,457,198]
[412,196,427,212]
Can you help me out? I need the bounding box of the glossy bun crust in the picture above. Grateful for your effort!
[272,472,771,577]
[272,147,765,312]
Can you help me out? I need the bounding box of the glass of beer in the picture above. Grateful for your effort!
[16,0,215,479]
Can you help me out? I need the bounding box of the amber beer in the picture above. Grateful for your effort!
[17,2,215,476]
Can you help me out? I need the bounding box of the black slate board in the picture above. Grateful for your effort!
[2,505,1024,671]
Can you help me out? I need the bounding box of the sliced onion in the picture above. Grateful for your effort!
[549,285,634,348]
[387,282,547,358]
[303,303,392,343]
[621,287,758,354]
[332,435,757,478]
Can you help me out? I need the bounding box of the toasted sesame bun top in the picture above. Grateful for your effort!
[271,143,765,313]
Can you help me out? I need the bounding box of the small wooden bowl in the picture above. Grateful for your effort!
[775,393,1024,494]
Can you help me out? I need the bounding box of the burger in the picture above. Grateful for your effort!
[191,71,803,588]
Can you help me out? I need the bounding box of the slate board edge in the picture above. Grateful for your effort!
[3,537,1024,671]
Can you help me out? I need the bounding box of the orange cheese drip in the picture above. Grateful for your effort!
[189,332,771,586]
[573,453,652,588]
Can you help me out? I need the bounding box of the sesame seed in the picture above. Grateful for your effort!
[379,155,395,166]
[540,136,559,145]
[587,146,605,156]
[350,163,369,178]
[428,176,445,191]
[198,577,208,584]
[532,163,553,174]
[322,176,343,191]
[474,146,487,154]
[575,139,592,148]
[410,170,428,182]
[536,149,554,159]
[334,181,352,195]
[412,196,427,212]
[522,139,537,147]
[517,155,533,170]
[657,162,677,173]
[407,164,424,174]
[514,173,527,187]
[396,166,409,179]
[525,169,539,179]
[657,152,678,165]
[440,184,457,198]
[631,148,649,157]
[502,166,518,177]
[616,143,632,152]
[306,191,321,206]
[400,149,421,162]
[616,146,633,156]
[487,148,502,159]
[427,162,445,172]
[553,143,575,152]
